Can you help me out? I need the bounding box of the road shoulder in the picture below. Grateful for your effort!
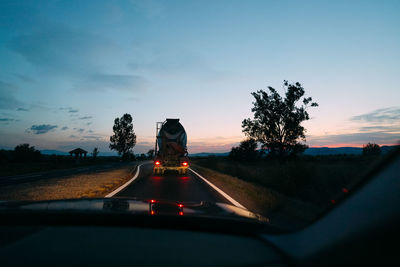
[0,163,138,201]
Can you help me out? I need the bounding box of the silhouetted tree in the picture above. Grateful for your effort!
[147,149,155,159]
[363,143,381,156]
[109,114,137,159]
[229,139,259,161]
[242,81,318,157]
[14,144,41,162]
[92,147,99,159]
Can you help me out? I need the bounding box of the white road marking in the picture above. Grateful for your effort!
[189,168,247,210]
[105,164,143,198]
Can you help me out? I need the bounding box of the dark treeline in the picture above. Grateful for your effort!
[0,144,107,164]
[228,140,387,162]
[1,144,44,163]
[0,143,155,166]
[0,144,124,177]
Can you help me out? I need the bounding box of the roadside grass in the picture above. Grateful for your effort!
[0,165,137,201]
[191,164,322,230]
[192,155,379,208]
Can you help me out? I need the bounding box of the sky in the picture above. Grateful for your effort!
[0,0,399,154]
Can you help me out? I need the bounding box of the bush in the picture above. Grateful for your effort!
[14,144,42,162]
[363,143,381,156]
[229,139,259,161]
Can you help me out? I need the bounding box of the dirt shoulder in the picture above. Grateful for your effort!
[0,163,138,201]
[191,164,322,230]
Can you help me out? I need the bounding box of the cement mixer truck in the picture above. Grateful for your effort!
[153,119,189,175]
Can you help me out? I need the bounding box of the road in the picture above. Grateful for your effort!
[114,162,229,204]
[0,162,131,187]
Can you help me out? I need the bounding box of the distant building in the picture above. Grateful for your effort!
[69,148,88,159]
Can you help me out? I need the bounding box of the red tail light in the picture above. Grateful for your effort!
[155,160,161,166]
[181,161,188,166]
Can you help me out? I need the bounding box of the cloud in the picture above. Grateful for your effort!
[351,107,400,123]
[8,28,113,75]
[79,116,92,120]
[59,107,79,113]
[82,135,101,141]
[76,74,147,92]
[73,128,85,133]
[308,131,400,146]
[8,27,147,92]
[358,125,400,132]
[0,118,19,122]
[0,80,23,110]
[16,107,29,111]
[61,126,69,131]
[13,73,36,83]
[27,124,58,134]
[128,44,231,83]
[69,134,77,138]
[309,107,400,146]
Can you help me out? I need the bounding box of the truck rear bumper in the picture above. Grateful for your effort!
[153,166,189,175]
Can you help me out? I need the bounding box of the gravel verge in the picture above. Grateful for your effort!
[0,164,137,201]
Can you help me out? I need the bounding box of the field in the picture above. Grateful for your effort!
[0,164,137,201]
[0,155,122,177]
[191,155,383,229]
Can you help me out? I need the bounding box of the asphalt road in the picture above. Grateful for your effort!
[0,162,132,187]
[115,162,228,204]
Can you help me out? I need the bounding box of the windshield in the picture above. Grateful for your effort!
[0,0,399,232]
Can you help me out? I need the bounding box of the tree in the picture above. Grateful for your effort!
[14,144,41,162]
[92,147,99,159]
[242,81,318,157]
[229,138,259,161]
[109,113,137,159]
[147,149,155,159]
[363,143,381,156]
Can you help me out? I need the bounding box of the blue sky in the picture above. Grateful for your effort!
[0,0,399,154]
